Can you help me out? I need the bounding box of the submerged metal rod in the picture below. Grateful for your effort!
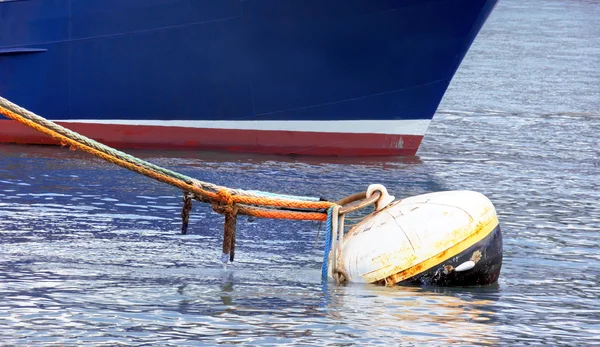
[181,192,193,234]
[221,207,238,264]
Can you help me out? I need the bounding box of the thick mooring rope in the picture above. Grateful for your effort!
[0,96,325,203]
[0,97,334,214]
[0,95,388,284]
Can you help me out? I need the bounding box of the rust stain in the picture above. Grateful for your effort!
[372,216,499,286]
[443,265,454,275]
[470,250,482,263]
[370,246,414,267]
[383,261,426,285]
[363,252,417,281]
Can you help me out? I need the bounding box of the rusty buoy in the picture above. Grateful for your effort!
[335,190,502,287]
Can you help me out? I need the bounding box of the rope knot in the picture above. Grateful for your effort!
[212,189,238,215]
[332,267,349,285]
[217,189,234,206]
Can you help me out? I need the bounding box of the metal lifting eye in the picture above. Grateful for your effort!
[366,184,395,211]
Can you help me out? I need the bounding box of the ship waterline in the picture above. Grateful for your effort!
[0,119,426,156]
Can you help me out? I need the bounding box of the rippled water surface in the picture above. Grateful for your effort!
[1,0,599,345]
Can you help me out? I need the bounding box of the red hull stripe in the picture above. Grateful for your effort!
[0,120,423,156]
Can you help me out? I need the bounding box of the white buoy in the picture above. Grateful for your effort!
[334,190,502,286]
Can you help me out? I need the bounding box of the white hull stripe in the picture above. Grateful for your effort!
[56,119,431,135]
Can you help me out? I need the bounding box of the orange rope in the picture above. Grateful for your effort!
[233,194,333,209]
[217,189,234,206]
[238,206,328,221]
[1,106,215,196]
[0,105,333,220]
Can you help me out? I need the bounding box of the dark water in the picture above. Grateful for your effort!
[1,0,599,345]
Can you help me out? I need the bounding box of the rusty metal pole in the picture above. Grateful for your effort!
[181,192,193,234]
[221,207,238,265]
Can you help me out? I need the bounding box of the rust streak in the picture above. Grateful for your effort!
[375,216,498,286]
[471,250,482,263]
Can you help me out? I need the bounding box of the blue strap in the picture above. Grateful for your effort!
[321,206,334,281]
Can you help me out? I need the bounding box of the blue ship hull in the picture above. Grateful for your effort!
[0,0,497,156]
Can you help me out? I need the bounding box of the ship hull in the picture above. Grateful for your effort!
[0,0,498,156]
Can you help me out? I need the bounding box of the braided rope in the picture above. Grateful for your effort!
[0,96,192,181]
[243,190,321,202]
[0,96,323,203]
[0,97,334,211]
[1,105,218,197]
[236,205,328,221]
[1,105,334,214]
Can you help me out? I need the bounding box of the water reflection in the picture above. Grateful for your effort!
[319,283,502,345]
